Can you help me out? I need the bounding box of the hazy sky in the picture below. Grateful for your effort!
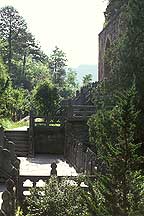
[0,0,108,68]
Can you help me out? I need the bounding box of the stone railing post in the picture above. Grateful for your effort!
[85,148,97,175]
[50,162,57,176]
[76,143,84,172]
[29,110,34,156]
[0,133,20,183]
[0,178,16,216]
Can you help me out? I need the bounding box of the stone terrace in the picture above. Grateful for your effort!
[18,154,77,176]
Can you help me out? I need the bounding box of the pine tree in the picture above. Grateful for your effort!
[0,6,46,89]
[49,46,67,87]
[87,86,144,216]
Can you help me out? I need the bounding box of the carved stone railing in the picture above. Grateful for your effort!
[64,113,97,174]
[17,174,96,206]
[67,105,96,120]
[66,139,97,174]
[0,128,20,183]
[85,148,97,175]
[18,175,51,205]
[0,178,16,216]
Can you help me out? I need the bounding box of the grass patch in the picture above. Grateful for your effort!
[0,118,29,130]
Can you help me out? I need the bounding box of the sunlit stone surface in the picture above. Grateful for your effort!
[0,184,5,207]
[18,154,77,176]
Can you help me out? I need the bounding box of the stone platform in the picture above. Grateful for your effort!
[18,154,77,176]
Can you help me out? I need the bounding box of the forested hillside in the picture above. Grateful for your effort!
[0,6,79,126]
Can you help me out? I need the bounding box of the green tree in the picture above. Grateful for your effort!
[0,57,10,118]
[82,74,92,86]
[49,46,67,87]
[22,56,50,90]
[10,88,30,121]
[32,80,60,116]
[62,68,79,98]
[0,6,27,73]
[0,6,47,89]
[104,0,127,25]
[87,86,144,216]
[0,84,30,120]
[0,57,9,94]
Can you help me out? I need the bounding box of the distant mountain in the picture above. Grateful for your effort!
[74,64,98,85]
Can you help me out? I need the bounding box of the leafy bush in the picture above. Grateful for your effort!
[26,176,89,216]
[16,207,24,216]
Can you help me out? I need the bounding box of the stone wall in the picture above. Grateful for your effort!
[98,1,128,81]
[34,126,64,154]
[98,15,120,81]
[29,115,65,155]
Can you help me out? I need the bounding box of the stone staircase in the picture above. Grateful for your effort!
[5,130,29,157]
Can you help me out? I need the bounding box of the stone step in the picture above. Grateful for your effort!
[15,143,29,148]
[5,139,29,150]
[5,130,29,156]
[5,131,28,137]
[16,151,28,157]
[5,136,28,142]
[13,140,28,145]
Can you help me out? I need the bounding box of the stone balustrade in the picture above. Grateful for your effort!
[64,109,97,174]
[0,162,97,214]
[62,81,99,107]
[18,170,96,206]
[68,105,96,119]
[66,139,97,175]
[0,128,20,183]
